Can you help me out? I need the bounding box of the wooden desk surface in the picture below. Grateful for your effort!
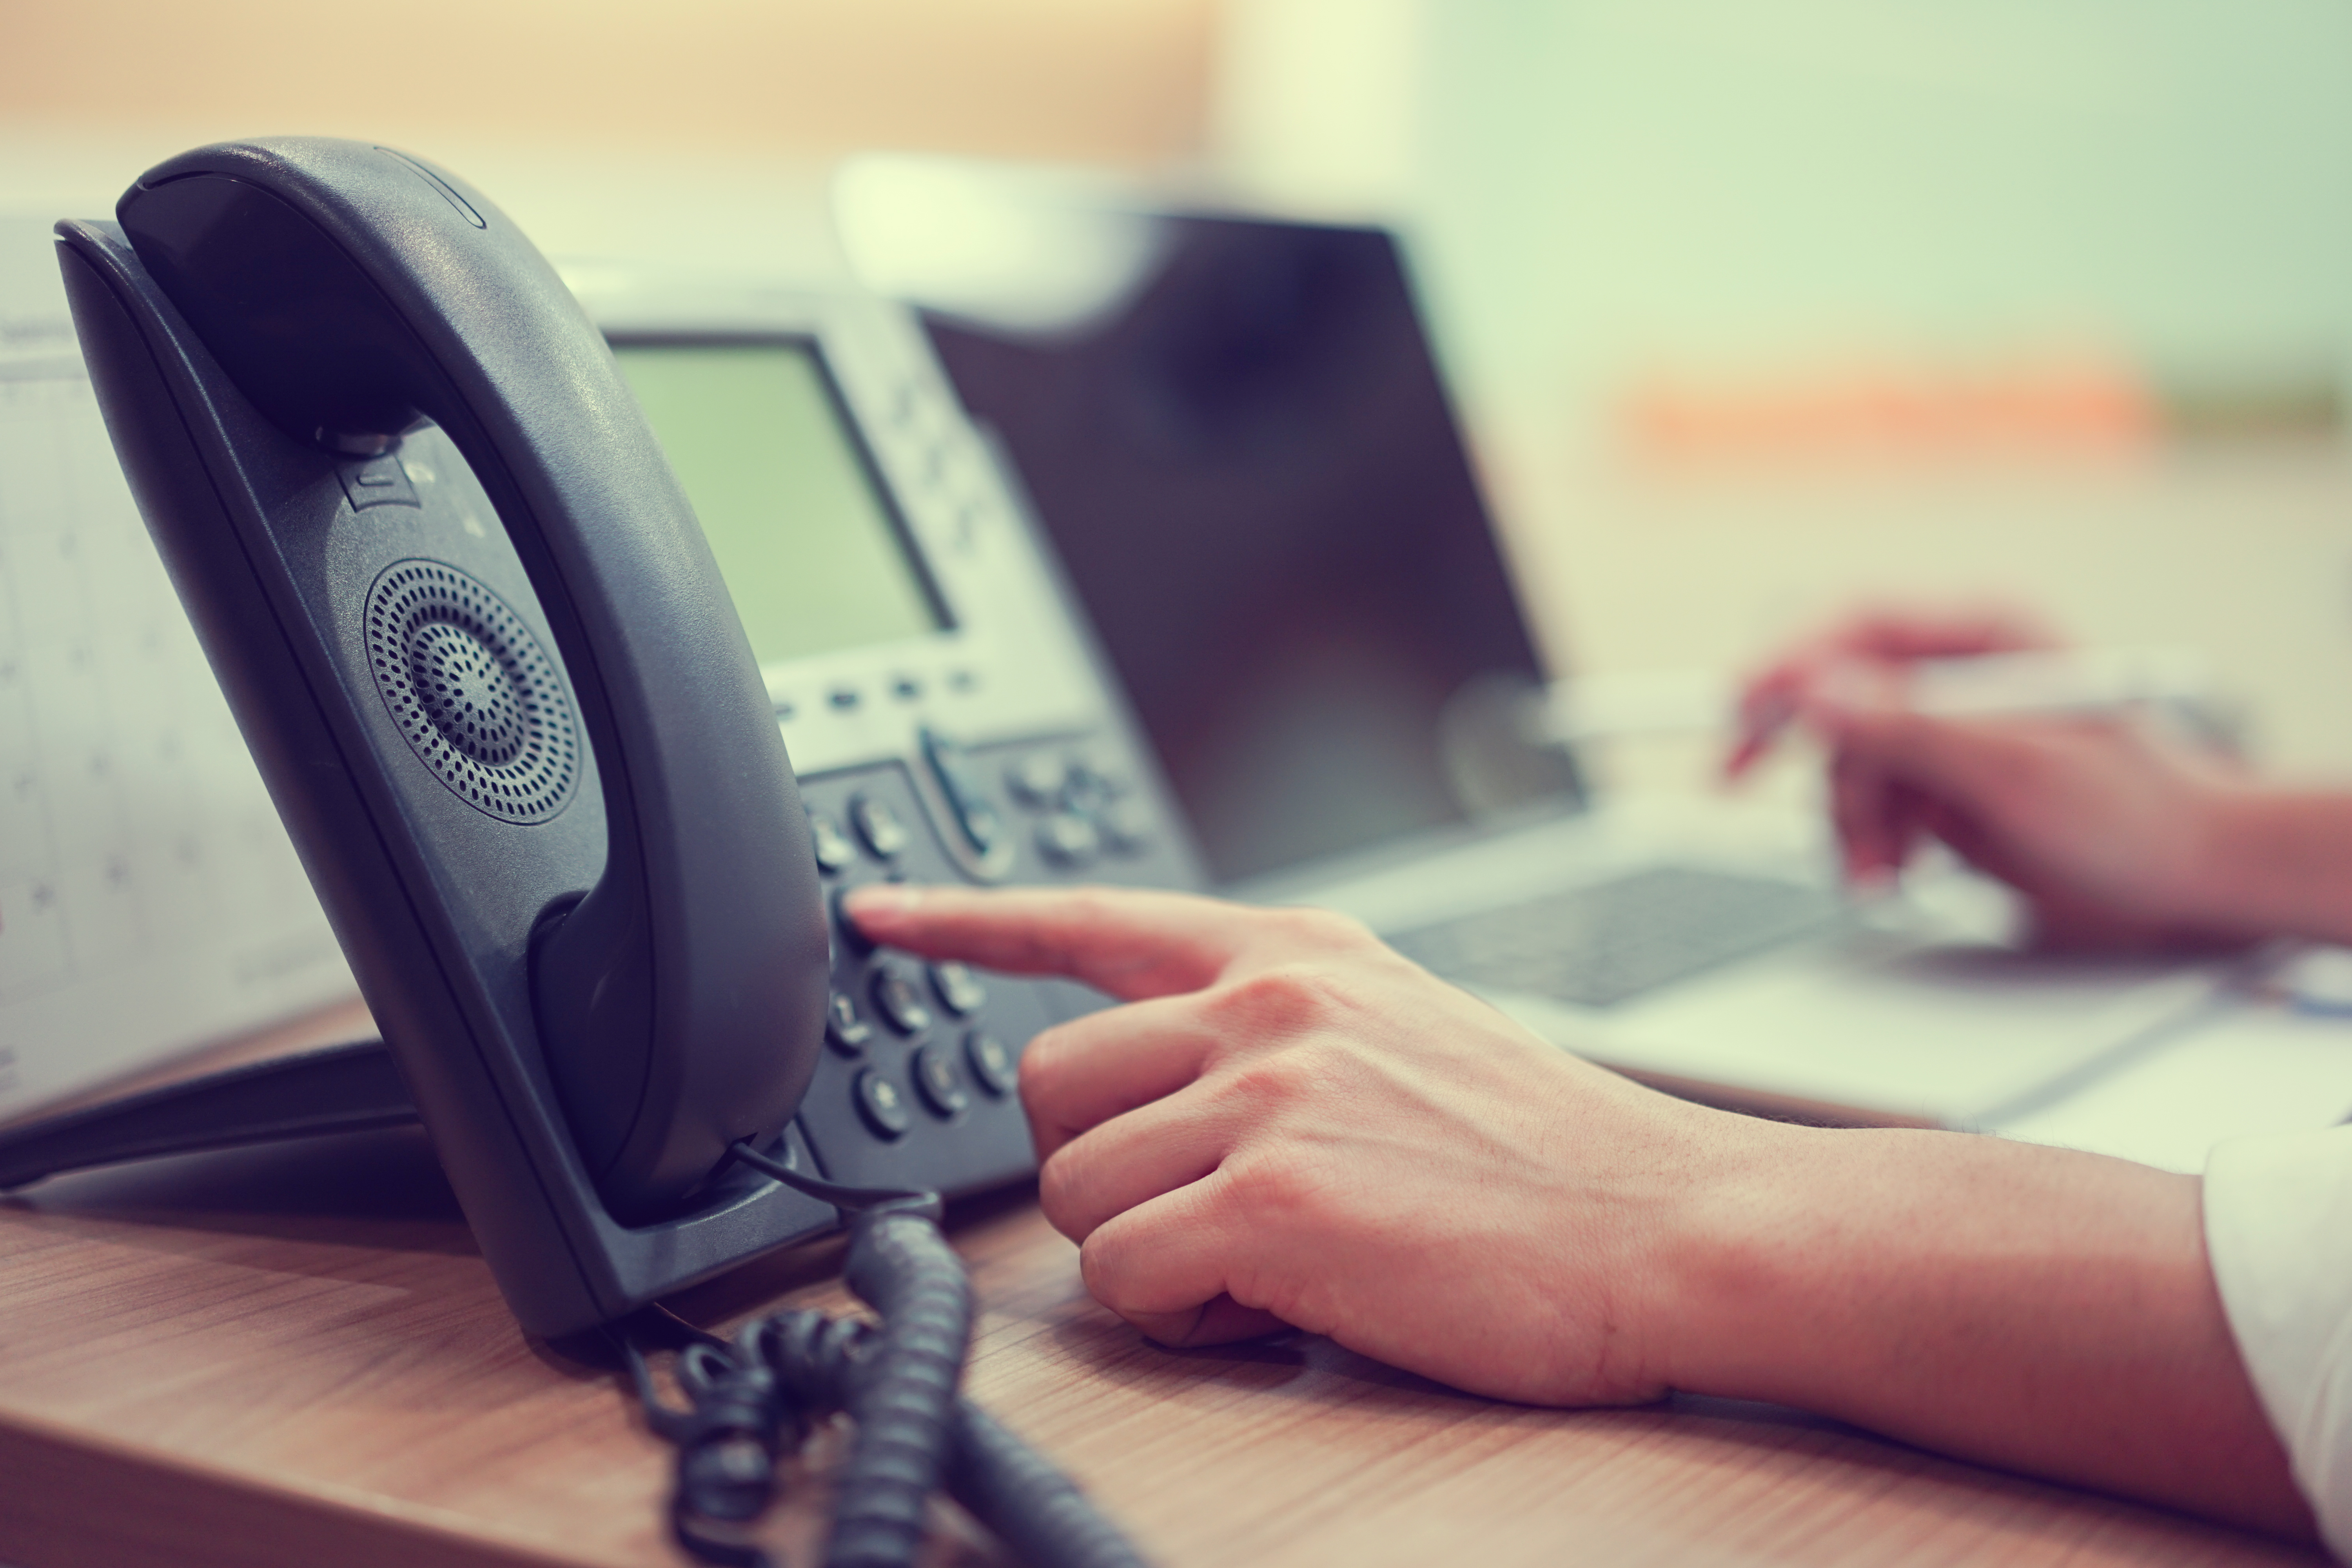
[0,1125,2324,1568]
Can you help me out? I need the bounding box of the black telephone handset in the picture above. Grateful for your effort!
[54,138,837,1316]
[107,140,826,1219]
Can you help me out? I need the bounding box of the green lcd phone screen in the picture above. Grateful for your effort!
[611,342,946,669]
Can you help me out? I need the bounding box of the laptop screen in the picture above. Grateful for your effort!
[925,214,1583,886]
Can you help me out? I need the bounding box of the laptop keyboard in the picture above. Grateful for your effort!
[1384,865,1847,1009]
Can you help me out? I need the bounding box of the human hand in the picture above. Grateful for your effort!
[1724,603,2056,779]
[1728,606,2243,948]
[842,885,2314,1535]
[843,883,1751,1406]
[1809,694,2247,947]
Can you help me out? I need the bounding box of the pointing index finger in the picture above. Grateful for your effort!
[841,883,1254,1001]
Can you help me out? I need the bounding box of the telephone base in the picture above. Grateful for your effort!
[0,1040,417,1191]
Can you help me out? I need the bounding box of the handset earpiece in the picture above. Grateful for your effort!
[113,138,827,1220]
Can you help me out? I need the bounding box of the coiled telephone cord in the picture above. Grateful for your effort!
[620,1139,1148,1568]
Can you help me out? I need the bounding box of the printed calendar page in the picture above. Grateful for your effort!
[0,216,356,1118]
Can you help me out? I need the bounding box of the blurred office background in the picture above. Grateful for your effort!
[7,0,2351,787]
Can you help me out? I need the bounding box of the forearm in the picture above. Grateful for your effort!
[2193,789,2352,947]
[1658,1121,2314,1537]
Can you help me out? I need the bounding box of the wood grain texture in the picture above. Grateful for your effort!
[0,1123,2326,1568]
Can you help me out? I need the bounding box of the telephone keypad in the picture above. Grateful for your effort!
[911,1047,970,1119]
[791,740,1190,1196]
[824,992,873,1056]
[869,964,935,1037]
[964,1031,1016,1097]
[853,1069,913,1139]
[930,962,985,1017]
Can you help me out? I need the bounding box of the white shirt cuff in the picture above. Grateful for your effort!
[2206,1125,2352,1559]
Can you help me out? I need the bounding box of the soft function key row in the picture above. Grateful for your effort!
[809,734,1011,881]
[809,744,1152,882]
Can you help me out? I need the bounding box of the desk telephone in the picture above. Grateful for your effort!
[11,137,1193,1566]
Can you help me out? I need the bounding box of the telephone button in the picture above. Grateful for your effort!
[964,1031,1016,1098]
[853,1069,913,1139]
[1098,798,1154,855]
[825,991,872,1056]
[1062,758,1127,815]
[336,451,419,510]
[1007,755,1066,809]
[1036,811,1100,869]
[808,811,857,875]
[870,964,935,1036]
[849,793,909,859]
[930,961,986,1017]
[911,1046,970,1118]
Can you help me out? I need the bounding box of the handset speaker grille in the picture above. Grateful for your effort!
[364,559,580,823]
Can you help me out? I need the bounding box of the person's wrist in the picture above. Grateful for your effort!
[2160,783,2343,940]
[2150,780,2259,928]
[1634,1109,1841,1401]
[2185,786,2352,945]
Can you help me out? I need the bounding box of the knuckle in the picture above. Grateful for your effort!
[1035,1142,1105,1241]
[1016,1024,1072,1101]
[1035,1145,1096,1237]
[1076,1231,1143,1311]
[1209,963,1343,1038]
[1216,1044,1335,1114]
[1221,1149,1337,1236]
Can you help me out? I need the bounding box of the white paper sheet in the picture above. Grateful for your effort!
[0,215,355,1118]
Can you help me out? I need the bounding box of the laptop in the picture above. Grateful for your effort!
[856,180,2227,1128]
